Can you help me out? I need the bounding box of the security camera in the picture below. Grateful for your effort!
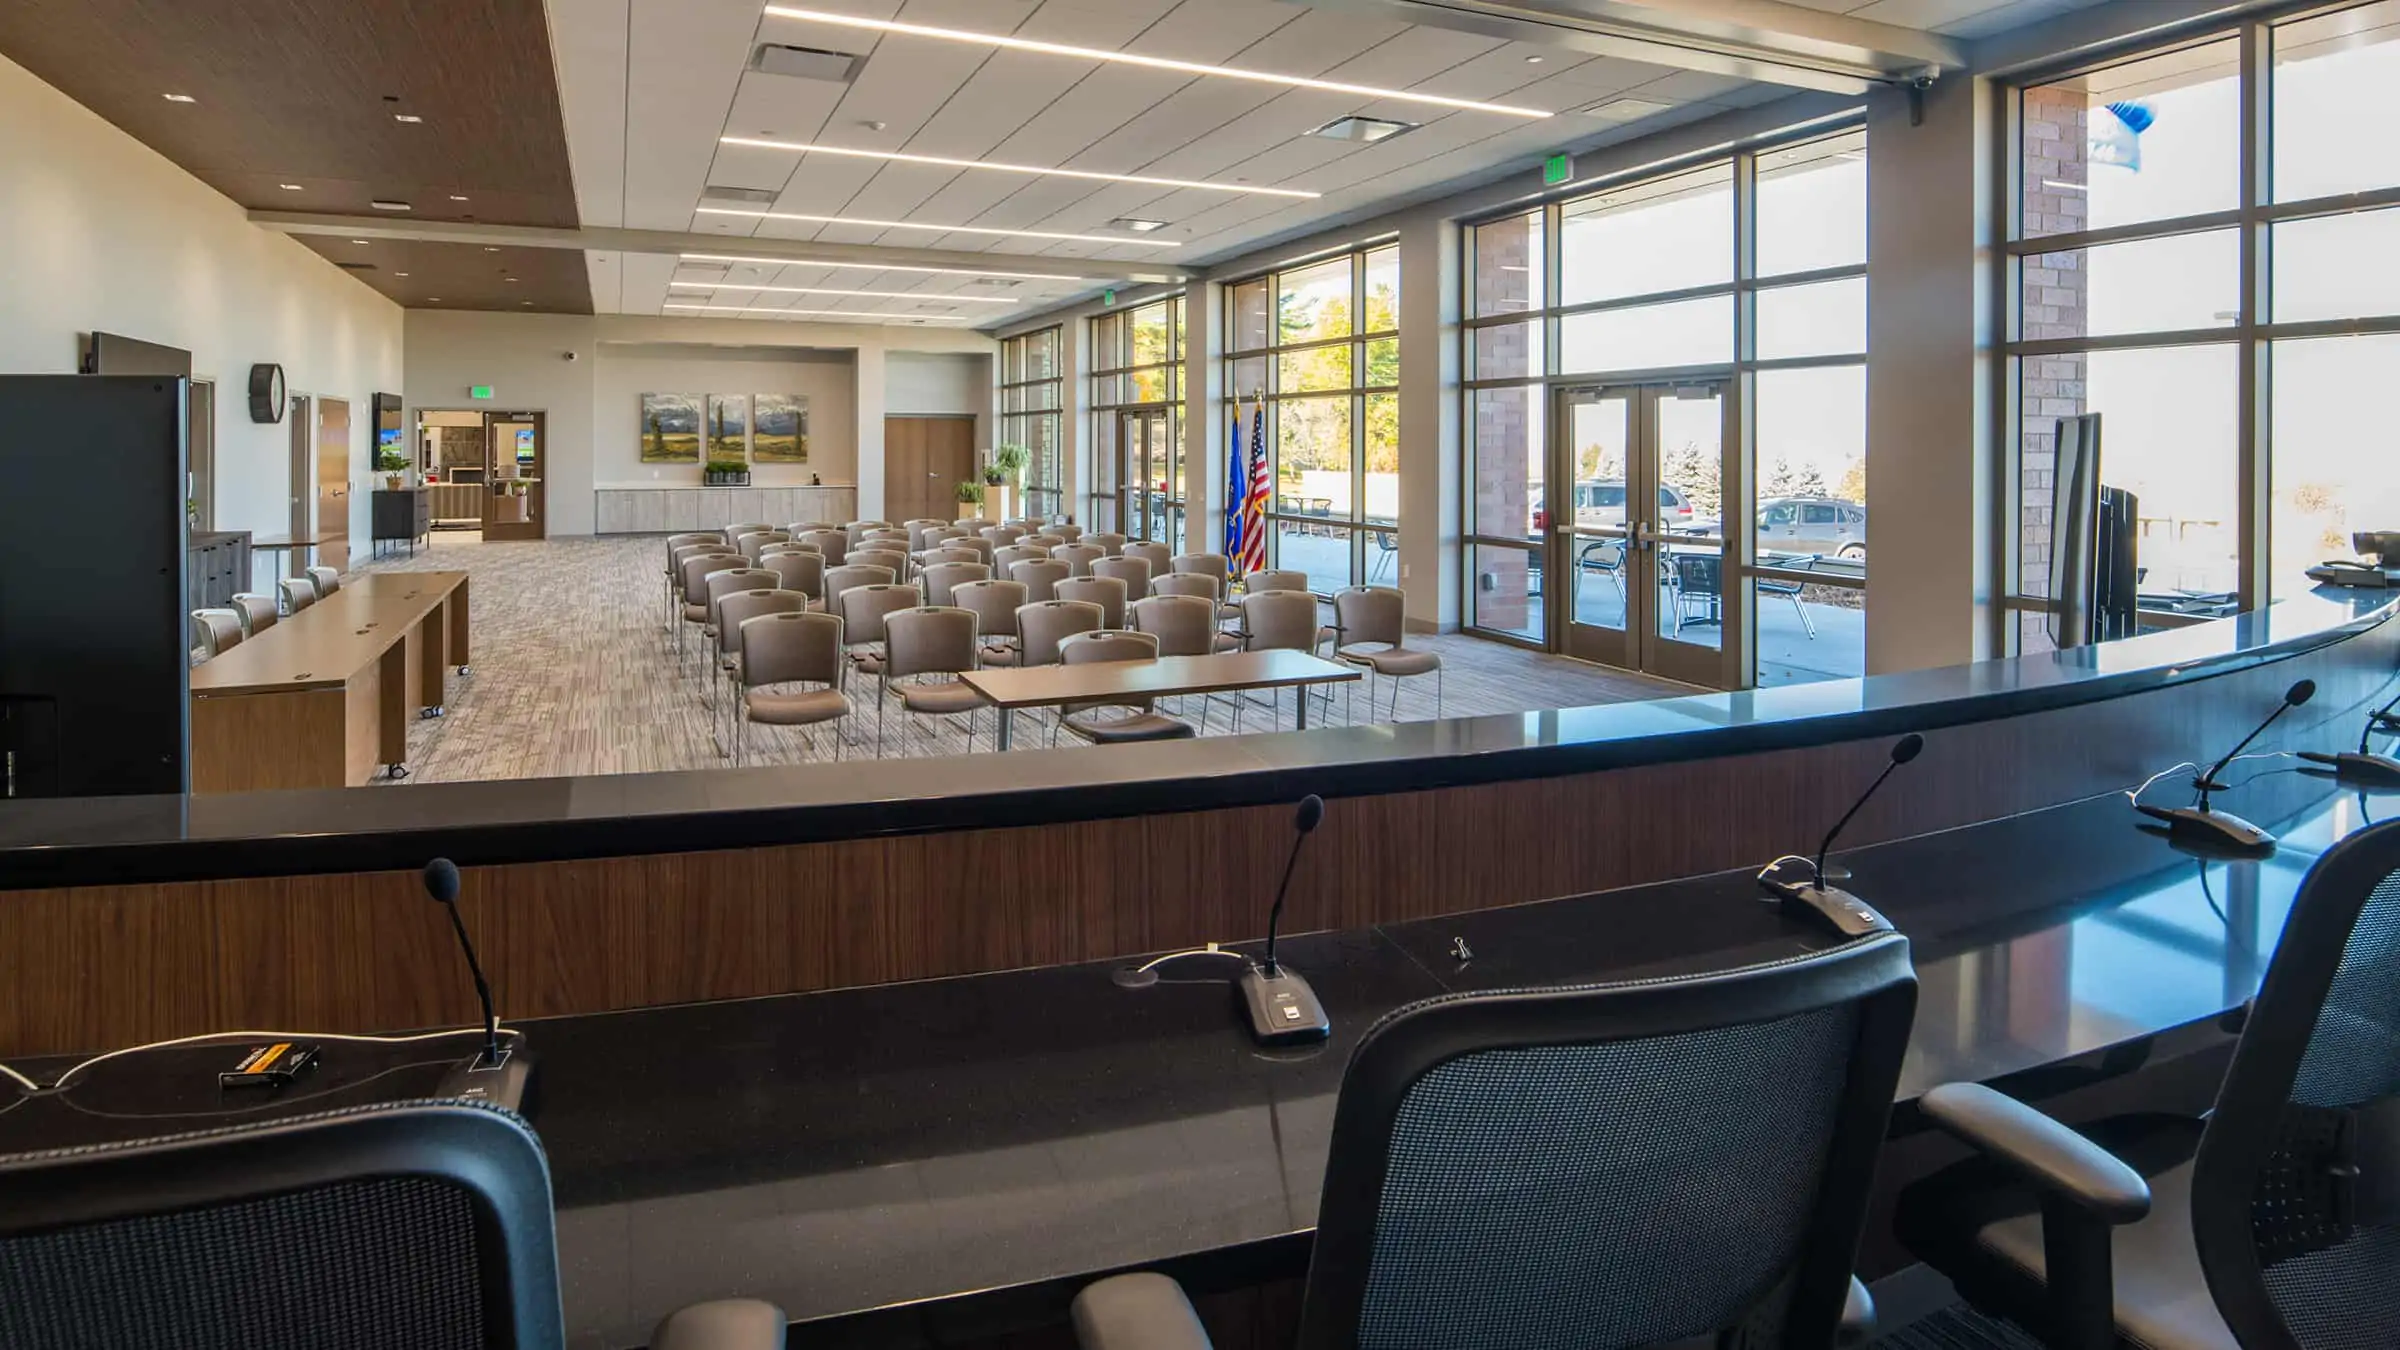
[563,350,578,361]
[1908,67,1939,90]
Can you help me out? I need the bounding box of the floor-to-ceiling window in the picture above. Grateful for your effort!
[1221,244,1400,593]
[999,326,1063,521]
[2004,1,2400,651]
[1461,128,1867,687]
[1088,296,1184,546]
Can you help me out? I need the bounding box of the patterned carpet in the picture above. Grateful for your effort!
[351,533,1684,784]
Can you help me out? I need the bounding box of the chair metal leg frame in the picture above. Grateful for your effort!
[1788,589,1818,639]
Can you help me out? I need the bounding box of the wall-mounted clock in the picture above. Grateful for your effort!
[247,363,287,424]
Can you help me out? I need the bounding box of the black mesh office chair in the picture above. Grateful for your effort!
[1896,816,2400,1350]
[1072,934,1918,1350]
[0,1098,784,1350]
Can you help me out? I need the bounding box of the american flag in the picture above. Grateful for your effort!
[1238,399,1270,575]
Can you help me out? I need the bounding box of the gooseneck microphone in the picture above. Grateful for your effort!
[2137,679,2315,853]
[2299,683,2400,789]
[1758,734,1922,937]
[1238,796,1333,1046]
[424,858,533,1107]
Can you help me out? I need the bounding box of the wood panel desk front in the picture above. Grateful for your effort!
[188,571,470,792]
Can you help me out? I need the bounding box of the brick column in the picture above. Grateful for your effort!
[1469,216,1536,630]
[2017,87,2090,652]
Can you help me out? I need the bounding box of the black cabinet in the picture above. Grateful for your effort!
[186,530,251,611]
[371,489,430,558]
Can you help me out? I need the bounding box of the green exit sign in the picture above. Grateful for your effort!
[469,385,494,400]
[1102,288,1116,307]
[1542,153,1573,187]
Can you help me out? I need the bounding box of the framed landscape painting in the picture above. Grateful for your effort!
[706,394,749,461]
[639,393,700,463]
[752,393,808,463]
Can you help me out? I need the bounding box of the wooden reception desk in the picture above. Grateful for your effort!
[187,571,470,793]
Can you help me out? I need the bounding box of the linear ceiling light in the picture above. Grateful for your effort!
[693,205,1175,247]
[760,5,1550,118]
[669,279,1018,304]
[664,302,974,322]
[719,137,1318,199]
[681,251,1083,281]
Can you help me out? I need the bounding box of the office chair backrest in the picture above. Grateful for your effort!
[1300,934,1917,1350]
[2193,817,2400,1350]
[0,1099,563,1350]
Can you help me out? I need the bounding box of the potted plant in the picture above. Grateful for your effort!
[703,459,750,486]
[375,445,410,490]
[983,444,1029,522]
[954,480,985,521]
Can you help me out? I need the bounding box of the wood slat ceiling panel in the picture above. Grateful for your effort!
[297,238,595,314]
[0,0,579,228]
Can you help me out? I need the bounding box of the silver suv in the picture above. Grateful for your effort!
[1758,497,1866,560]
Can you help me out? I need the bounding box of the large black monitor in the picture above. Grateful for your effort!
[0,376,190,797]
[2048,413,2138,647]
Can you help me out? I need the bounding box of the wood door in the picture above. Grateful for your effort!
[484,413,545,540]
[286,394,311,577]
[885,416,973,521]
[316,396,350,571]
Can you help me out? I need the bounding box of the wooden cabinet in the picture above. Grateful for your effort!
[428,482,482,525]
[370,489,429,558]
[186,530,251,610]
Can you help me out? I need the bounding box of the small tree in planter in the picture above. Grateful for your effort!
[983,444,1030,521]
[954,480,986,521]
[375,445,410,490]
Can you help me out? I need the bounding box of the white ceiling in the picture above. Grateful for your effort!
[545,0,2108,328]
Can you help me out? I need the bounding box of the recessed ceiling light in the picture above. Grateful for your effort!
[163,93,196,103]
[504,277,518,283]
[521,300,533,306]
[350,238,370,245]
[720,137,1316,198]
[1581,97,1675,122]
[370,199,411,211]
[395,272,410,277]
[1108,217,1170,233]
[1524,54,1545,64]
[449,194,469,202]
[681,251,1083,281]
[759,6,1549,118]
[393,113,424,124]
[484,246,501,252]
[691,205,1175,247]
[668,280,1017,304]
[278,183,304,191]
[427,296,441,302]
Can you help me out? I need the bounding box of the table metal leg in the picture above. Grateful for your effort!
[1296,686,1310,730]
[996,708,1013,751]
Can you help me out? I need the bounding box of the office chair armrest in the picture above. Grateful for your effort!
[1920,1083,2151,1223]
[650,1298,787,1350]
[1071,1272,1215,1350]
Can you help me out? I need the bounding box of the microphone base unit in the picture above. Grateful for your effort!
[2135,802,2276,854]
[2300,750,2400,789]
[433,1044,533,1112]
[1237,964,1331,1046]
[1758,877,1895,939]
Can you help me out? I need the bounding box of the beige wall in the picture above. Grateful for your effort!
[0,52,402,553]
[594,343,858,488]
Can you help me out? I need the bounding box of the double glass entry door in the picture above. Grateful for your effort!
[1115,408,1179,549]
[1549,383,1732,687]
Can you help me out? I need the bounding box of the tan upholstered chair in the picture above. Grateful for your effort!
[1005,517,1041,531]
[843,520,894,549]
[918,561,991,608]
[994,544,1046,573]
[1130,594,1237,728]
[1015,599,1105,667]
[878,606,983,756]
[1171,553,1242,622]
[723,522,773,544]
[981,526,1025,547]
[837,583,920,678]
[712,588,807,742]
[679,554,747,662]
[1083,532,1128,558]
[822,564,896,613]
[1123,540,1172,575]
[701,569,777,699]
[279,577,317,614]
[784,521,840,536]
[955,517,993,534]
[228,593,279,636]
[1009,558,1070,605]
[1051,543,1105,578]
[921,547,981,568]
[1055,630,1193,746]
[1244,569,1310,594]
[663,532,721,624]
[1150,572,1220,603]
[1091,555,1151,596]
[939,535,995,567]
[850,546,909,575]
[736,610,850,765]
[1050,524,1085,544]
[1332,585,1441,721]
[1055,576,1127,631]
[1239,589,1320,654]
[952,579,1028,666]
[861,528,911,551]
[1021,533,1065,550]
[307,565,340,597]
[903,519,951,550]
[736,531,791,563]
[191,609,244,661]
[797,529,849,564]
[762,551,825,604]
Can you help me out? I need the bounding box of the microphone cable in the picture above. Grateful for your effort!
[24,1025,523,1096]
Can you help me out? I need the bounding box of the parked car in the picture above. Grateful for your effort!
[1757,497,1866,560]
[1531,480,1697,532]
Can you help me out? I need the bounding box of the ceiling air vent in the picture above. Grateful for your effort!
[1308,115,1417,144]
[336,262,378,272]
[751,42,867,84]
[701,186,780,206]
[967,278,1024,288]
